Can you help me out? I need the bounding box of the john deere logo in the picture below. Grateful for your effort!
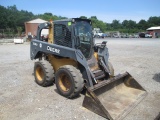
[47,46,60,54]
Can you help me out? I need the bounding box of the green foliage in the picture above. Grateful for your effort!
[0,5,35,34]
[137,19,148,30]
[80,16,87,19]
[111,20,122,29]
[89,16,106,32]
[17,27,22,36]
[107,17,160,33]
[0,5,67,35]
[36,12,66,21]
[148,16,160,26]
[0,5,8,29]
[0,5,160,36]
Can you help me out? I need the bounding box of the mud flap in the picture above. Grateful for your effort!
[82,72,147,120]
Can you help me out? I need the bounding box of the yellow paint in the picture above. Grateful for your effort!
[89,52,99,71]
[94,52,98,61]
[48,55,78,72]
[48,20,54,44]
[35,66,44,81]
[58,73,71,92]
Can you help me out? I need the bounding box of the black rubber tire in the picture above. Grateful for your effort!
[34,60,54,87]
[108,61,114,77]
[55,65,84,99]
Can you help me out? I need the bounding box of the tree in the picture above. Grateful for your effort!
[38,13,53,21]
[128,20,136,29]
[122,20,129,28]
[89,16,106,32]
[89,16,97,28]
[111,20,121,30]
[96,20,106,32]
[7,5,18,30]
[17,27,22,36]
[44,12,53,16]
[90,16,97,20]
[0,5,8,29]
[0,5,160,36]
[138,19,148,30]
[148,16,160,27]
[106,23,113,31]
[80,16,87,19]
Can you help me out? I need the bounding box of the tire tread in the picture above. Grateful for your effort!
[56,65,84,98]
[34,60,54,87]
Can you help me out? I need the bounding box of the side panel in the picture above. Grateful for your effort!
[30,39,94,87]
[30,40,77,60]
[98,46,109,65]
[48,55,78,72]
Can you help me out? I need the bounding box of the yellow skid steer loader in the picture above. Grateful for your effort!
[30,18,147,120]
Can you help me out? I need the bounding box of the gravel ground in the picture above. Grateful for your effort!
[0,38,160,120]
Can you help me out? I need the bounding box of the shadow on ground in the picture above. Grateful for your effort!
[154,112,160,120]
[153,73,160,82]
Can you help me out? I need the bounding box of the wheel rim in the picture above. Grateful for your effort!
[58,73,71,92]
[35,66,44,81]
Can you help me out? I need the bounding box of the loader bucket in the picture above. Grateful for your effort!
[83,72,147,120]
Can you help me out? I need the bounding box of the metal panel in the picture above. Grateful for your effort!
[83,72,147,120]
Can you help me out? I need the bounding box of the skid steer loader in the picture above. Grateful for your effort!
[30,18,147,120]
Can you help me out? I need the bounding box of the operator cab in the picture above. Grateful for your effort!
[53,18,94,59]
[36,18,94,59]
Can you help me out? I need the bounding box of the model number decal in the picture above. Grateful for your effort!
[47,46,60,54]
[33,42,38,46]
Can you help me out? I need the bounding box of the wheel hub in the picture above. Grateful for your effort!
[58,73,71,92]
[35,66,44,81]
